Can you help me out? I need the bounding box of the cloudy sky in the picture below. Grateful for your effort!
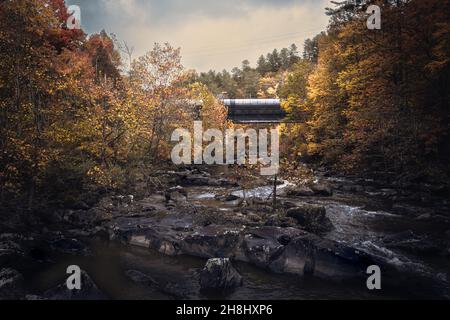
[65,0,332,72]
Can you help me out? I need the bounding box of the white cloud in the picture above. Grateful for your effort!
[67,0,331,71]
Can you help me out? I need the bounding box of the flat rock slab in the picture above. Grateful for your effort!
[105,214,392,282]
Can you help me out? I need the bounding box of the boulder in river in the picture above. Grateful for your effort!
[111,195,135,207]
[44,270,106,300]
[309,182,333,196]
[286,205,334,234]
[269,233,376,280]
[286,185,315,197]
[108,215,431,284]
[165,186,188,203]
[241,227,307,270]
[199,258,243,292]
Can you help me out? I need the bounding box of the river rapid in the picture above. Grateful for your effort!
[3,169,450,300]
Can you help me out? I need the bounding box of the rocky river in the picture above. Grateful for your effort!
[1,167,450,300]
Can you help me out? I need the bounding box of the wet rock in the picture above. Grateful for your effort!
[110,215,243,259]
[246,213,262,223]
[111,195,125,207]
[129,235,151,248]
[286,185,315,197]
[125,270,158,286]
[269,234,383,280]
[165,186,187,203]
[96,195,135,213]
[309,182,333,196]
[44,270,106,300]
[158,241,177,256]
[242,227,304,269]
[287,205,326,221]
[181,227,242,258]
[264,214,297,228]
[264,215,279,227]
[243,233,284,268]
[166,200,176,208]
[277,235,292,246]
[286,205,334,233]
[0,268,25,300]
[279,200,298,209]
[215,193,240,202]
[218,178,238,187]
[130,232,179,257]
[169,191,187,203]
[108,214,411,284]
[125,195,135,205]
[199,258,242,292]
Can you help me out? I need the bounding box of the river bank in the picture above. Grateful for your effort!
[1,166,450,299]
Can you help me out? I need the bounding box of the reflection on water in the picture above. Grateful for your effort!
[21,239,421,300]
[16,180,450,300]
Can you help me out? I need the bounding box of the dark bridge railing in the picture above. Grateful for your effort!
[220,99,286,123]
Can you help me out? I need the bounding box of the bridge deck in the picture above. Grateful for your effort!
[221,99,287,123]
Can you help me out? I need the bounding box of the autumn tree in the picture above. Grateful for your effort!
[279,60,315,163]
[130,43,194,161]
[0,0,85,207]
[298,0,450,181]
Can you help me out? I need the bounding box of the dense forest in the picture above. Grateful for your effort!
[0,0,449,214]
[197,0,450,184]
[0,0,227,211]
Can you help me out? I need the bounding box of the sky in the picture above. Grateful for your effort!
[65,0,333,72]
